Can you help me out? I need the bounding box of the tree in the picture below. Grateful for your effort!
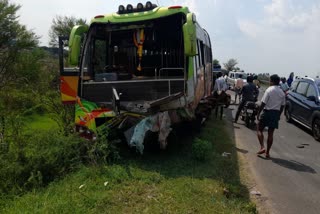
[49,16,87,47]
[0,0,38,89]
[213,59,220,66]
[213,59,221,70]
[223,58,238,71]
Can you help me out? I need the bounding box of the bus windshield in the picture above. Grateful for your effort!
[81,13,186,82]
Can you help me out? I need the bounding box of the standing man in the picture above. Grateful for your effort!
[280,77,289,93]
[234,74,244,104]
[256,74,286,158]
[253,75,261,89]
[287,72,294,87]
[253,75,261,98]
[213,72,228,93]
[234,75,258,123]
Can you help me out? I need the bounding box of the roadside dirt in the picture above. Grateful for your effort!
[223,107,273,214]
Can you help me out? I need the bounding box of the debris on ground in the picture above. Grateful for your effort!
[124,108,195,154]
[222,152,231,157]
[223,188,230,198]
[250,190,262,196]
[128,111,172,154]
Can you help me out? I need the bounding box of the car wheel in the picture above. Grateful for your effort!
[312,118,320,141]
[285,107,292,123]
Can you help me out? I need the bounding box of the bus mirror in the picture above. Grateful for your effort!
[69,35,81,65]
[183,13,197,56]
[68,25,88,66]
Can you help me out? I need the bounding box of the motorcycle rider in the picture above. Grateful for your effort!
[234,75,259,123]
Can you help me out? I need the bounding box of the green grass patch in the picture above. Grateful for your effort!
[23,113,58,132]
[2,115,256,213]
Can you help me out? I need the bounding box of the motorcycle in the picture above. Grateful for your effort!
[240,101,258,128]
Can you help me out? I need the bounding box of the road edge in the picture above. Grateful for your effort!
[223,108,274,214]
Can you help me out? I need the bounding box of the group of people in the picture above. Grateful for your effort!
[213,72,288,158]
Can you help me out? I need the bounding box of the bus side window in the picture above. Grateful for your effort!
[197,40,202,67]
[193,57,197,80]
[193,40,200,82]
[195,40,200,70]
[200,41,204,66]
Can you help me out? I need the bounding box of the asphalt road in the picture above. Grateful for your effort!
[227,89,320,214]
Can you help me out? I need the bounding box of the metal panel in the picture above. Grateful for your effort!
[82,79,184,102]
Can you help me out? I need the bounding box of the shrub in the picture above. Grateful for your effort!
[0,130,85,194]
[0,124,120,196]
[192,138,212,161]
[23,131,85,187]
[41,91,75,136]
[84,124,121,165]
[0,88,39,114]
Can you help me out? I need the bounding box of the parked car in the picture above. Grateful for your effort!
[226,71,247,89]
[285,77,320,141]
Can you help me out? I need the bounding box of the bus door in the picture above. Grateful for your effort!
[59,36,79,104]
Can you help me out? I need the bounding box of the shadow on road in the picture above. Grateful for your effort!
[236,147,249,154]
[260,157,317,174]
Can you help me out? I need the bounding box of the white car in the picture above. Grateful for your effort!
[227,72,247,89]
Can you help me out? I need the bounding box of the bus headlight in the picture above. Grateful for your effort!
[126,4,133,12]
[146,1,152,9]
[118,5,125,14]
[137,3,144,10]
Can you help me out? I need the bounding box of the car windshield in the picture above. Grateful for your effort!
[235,73,247,79]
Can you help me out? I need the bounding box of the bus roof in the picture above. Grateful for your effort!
[89,4,210,46]
[91,6,190,24]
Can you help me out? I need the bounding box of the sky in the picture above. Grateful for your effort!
[11,0,320,78]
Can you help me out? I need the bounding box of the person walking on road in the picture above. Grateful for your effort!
[234,75,258,123]
[256,74,286,158]
[234,74,244,104]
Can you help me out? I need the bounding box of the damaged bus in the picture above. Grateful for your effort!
[59,2,213,153]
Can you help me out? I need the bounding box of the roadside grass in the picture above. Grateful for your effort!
[23,113,58,132]
[2,115,256,213]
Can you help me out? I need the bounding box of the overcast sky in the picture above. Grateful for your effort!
[11,0,320,78]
